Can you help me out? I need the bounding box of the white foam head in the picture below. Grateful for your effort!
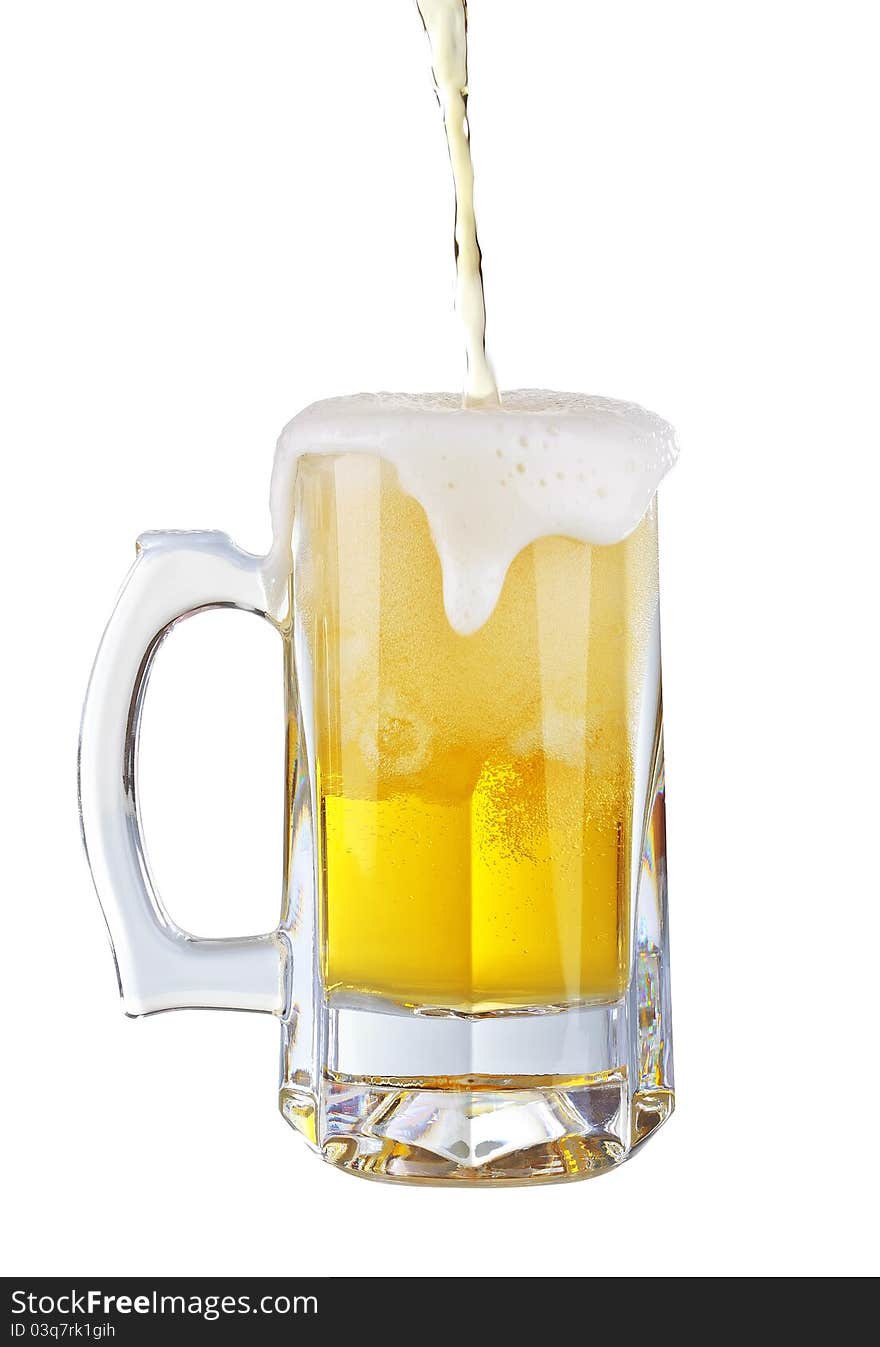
[268,390,678,634]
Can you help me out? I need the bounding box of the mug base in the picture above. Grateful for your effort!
[280,1074,673,1185]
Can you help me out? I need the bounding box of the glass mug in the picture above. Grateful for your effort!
[79,392,675,1184]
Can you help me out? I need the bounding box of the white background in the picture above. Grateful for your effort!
[1,0,878,1277]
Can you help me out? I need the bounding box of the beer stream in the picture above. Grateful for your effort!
[416,0,498,407]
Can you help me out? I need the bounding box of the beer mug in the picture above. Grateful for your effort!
[79,391,676,1184]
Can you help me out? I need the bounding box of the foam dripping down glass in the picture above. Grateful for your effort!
[79,389,678,1183]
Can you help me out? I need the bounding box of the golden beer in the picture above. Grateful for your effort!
[292,453,659,1013]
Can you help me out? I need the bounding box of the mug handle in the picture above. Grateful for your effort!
[78,530,290,1017]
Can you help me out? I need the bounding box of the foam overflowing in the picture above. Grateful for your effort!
[268,390,678,634]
